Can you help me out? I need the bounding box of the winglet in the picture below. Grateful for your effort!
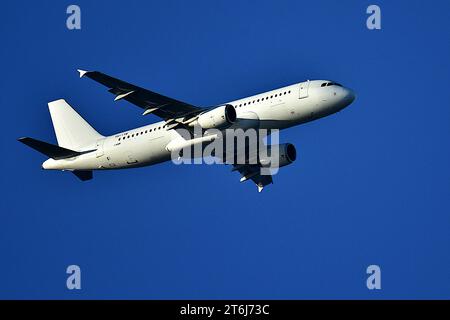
[77,69,89,78]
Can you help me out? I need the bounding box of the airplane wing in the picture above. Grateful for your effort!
[77,70,203,121]
[233,164,273,192]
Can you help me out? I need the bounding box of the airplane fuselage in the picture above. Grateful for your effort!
[42,80,355,171]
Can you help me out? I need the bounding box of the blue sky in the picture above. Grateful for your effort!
[1,0,449,299]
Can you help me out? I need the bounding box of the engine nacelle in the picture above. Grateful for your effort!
[190,104,237,130]
[259,143,297,168]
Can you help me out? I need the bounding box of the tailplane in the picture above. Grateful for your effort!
[18,137,95,160]
[48,99,103,149]
[18,137,94,181]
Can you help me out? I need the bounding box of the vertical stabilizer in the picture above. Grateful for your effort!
[47,99,104,150]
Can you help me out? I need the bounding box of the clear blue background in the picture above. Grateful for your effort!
[1,0,449,299]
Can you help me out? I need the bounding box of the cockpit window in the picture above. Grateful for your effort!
[327,82,342,87]
[321,82,343,87]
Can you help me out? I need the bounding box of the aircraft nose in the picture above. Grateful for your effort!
[337,87,356,109]
[343,88,356,105]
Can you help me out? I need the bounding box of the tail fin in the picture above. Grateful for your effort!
[18,137,95,160]
[48,99,103,150]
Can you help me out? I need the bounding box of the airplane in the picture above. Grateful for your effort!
[18,70,355,192]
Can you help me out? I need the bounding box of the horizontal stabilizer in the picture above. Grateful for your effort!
[72,170,93,181]
[18,137,95,160]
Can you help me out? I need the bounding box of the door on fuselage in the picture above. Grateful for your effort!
[95,139,105,157]
[299,81,310,99]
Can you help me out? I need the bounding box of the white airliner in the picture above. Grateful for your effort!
[19,70,355,191]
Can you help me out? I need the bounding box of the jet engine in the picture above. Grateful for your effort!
[259,143,297,168]
[189,104,237,130]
